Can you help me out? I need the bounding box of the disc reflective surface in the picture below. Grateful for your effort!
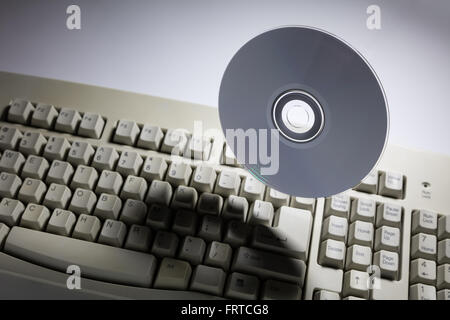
[219,26,388,198]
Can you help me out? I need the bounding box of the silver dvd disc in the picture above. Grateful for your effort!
[219,26,388,198]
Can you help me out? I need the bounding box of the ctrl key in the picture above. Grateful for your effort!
[154,258,192,290]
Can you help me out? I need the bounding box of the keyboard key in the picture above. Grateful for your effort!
[321,215,348,243]
[222,143,238,167]
[412,209,438,235]
[252,206,313,260]
[374,226,401,252]
[0,127,22,150]
[154,257,192,290]
[4,226,157,287]
[204,241,232,270]
[324,193,350,218]
[184,136,211,160]
[17,178,47,204]
[350,198,376,223]
[247,200,273,226]
[411,233,437,260]
[290,197,315,213]
[94,193,122,220]
[172,210,197,236]
[198,215,222,242]
[348,220,373,247]
[355,170,378,194]
[345,245,372,271]
[0,198,25,227]
[379,171,404,199]
[342,270,369,299]
[124,224,152,252]
[8,99,35,124]
[72,214,101,241]
[261,279,302,300]
[232,247,306,285]
[0,172,22,198]
[98,219,127,247]
[78,113,105,139]
[46,209,76,236]
[410,258,436,285]
[146,204,172,230]
[314,290,340,300]
[319,239,346,269]
[55,108,82,134]
[140,156,167,181]
[437,264,450,290]
[119,199,147,225]
[0,150,26,174]
[21,156,49,180]
[92,147,119,171]
[438,239,450,264]
[137,124,163,150]
[222,195,248,221]
[225,272,259,300]
[69,188,97,215]
[0,223,9,249]
[373,250,399,280]
[376,203,402,228]
[96,170,123,195]
[120,175,148,201]
[145,180,172,206]
[171,185,198,210]
[43,183,72,209]
[20,204,51,231]
[116,151,143,176]
[114,120,140,145]
[223,220,251,247]
[151,231,179,258]
[240,176,265,202]
[31,103,58,128]
[438,215,450,240]
[214,170,240,197]
[161,129,189,155]
[19,131,47,155]
[409,283,436,300]
[196,193,223,216]
[438,289,450,300]
[67,141,95,166]
[166,161,192,186]
[265,188,290,208]
[178,236,206,265]
[43,136,71,161]
[190,264,226,296]
[190,164,217,193]
[70,165,98,190]
[46,160,74,185]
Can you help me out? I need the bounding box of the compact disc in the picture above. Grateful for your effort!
[219,26,388,198]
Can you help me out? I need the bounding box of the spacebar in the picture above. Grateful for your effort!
[4,227,157,287]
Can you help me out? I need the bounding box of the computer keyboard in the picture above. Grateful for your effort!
[0,71,449,300]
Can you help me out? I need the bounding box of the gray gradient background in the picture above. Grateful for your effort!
[0,0,449,155]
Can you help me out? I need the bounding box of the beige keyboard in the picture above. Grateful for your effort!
[0,71,449,300]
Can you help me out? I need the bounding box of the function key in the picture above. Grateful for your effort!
[78,113,105,139]
[290,197,316,213]
[113,120,140,145]
[137,124,164,150]
[354,170,378,194]
[378,171,404,199]
[31,103,59,129]
[8,99,35,124]
[184,136,211,160]
[161,129,189,155]
[55,108,82,134]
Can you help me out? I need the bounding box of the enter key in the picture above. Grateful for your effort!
[251,206,313,260]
